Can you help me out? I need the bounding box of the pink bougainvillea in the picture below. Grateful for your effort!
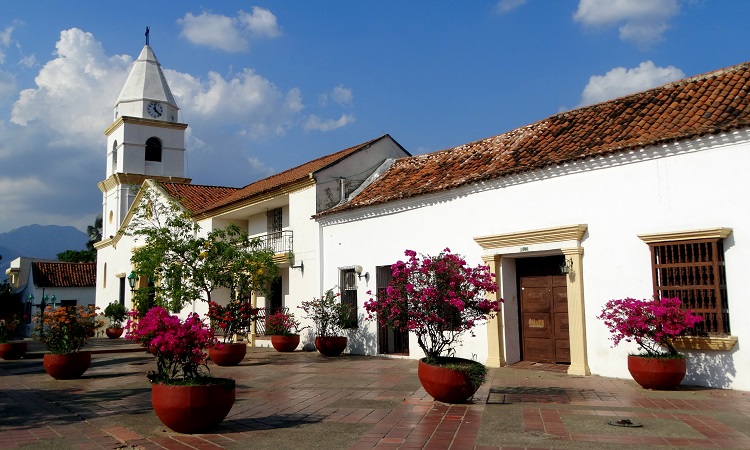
[126,306,219,384]
[597,297,703,357]
[364,248,501,362]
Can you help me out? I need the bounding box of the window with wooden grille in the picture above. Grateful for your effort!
[648,238,730,335]
[340,269,358,328]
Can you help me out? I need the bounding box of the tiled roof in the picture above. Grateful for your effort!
[159,183,241,214]
[32,262,96,288]
[195,135,392,214]
[321,61,750,216]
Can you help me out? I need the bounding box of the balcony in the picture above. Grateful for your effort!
[255,230,293,257]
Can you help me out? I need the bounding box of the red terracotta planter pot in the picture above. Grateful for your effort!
[627,355,687,390]
[209,342,247,366]
[151,378,235,434]
[271,335,300,352]
[0,341,28,360]
[417,358,482,403]
[105,327,124,339]
[43,352,92,380]
[315,336,347,357]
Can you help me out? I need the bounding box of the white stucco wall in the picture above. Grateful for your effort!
[319,131,750,390]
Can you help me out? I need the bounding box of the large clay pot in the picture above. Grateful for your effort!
[417,357,483,403]
[271,335,300,352]
[105,327,124,339]
[209,342,247,366]
[0,341,28,360]
[43,352,92,380]
[151,378,235,434]
[315,336,347,357]
[627,355,687,390]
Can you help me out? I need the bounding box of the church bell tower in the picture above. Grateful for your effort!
[98,40,191,240]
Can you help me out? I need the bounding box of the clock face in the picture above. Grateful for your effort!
[147,101,163,118]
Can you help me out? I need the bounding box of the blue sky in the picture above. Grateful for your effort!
[0,1,749,235]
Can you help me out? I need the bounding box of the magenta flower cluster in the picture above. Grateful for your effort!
[265,311,302,336]
[597,297,703,357]
[364,248,500,362]
[126,306,220,384]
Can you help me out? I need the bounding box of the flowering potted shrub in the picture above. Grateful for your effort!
[0,315,27,360]
[126,306,234,433]
[205,300,257,366]
[103,301,127,339]
[266,311,303,352]
[299,289,353,356]
[597,296,703,389]
[364,248,500,403]
[34,305,103,379]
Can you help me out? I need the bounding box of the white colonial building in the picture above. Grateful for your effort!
[316,62,750,390]
[94,40,748,390]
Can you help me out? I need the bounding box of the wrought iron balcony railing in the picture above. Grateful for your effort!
[254,230,293,255]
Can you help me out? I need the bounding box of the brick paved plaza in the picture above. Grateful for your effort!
[1,339,749,449]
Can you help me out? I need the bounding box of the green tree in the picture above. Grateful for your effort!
[55,215,102,263]
[124,185,279,313]
[57,250,95,263]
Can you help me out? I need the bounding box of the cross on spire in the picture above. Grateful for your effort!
[145,26,150,45]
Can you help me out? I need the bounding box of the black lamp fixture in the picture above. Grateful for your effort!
[355,265,370,283]
[559,258,573,275]
[291,260,304,274]
[127,271,137,292]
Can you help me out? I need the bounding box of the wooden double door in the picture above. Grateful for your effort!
[518,257,570,364]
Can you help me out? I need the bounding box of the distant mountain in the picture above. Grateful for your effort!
[0,225,88,280]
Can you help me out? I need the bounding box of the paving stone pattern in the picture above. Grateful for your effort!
[1,340,749,449]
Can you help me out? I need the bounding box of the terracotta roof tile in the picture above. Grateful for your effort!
[322,61,750,216]
[196,135,392,214]
[32,262,96,288]
[159,183,241,214]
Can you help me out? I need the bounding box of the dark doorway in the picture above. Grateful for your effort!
[270,276,282,312]
[517,256,570,364]
[375,265,409,355]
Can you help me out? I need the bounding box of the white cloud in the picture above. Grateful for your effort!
[166,69,304,139]
[573,0,679,47]
[319,84,354,107]
[579,61,685,106]
[303,113,356,132]
[0,26,343,233]
[239,7,282,38]
[177,8,281,52]
[495,0,527,13]
[10,29,132,148]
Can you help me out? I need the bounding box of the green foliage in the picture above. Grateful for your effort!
[55,215,102,263]
[299,289,353,337]
[432,357,488,389]
[57,249,96,263]
[103,302,127,328]
[124,185,280,313]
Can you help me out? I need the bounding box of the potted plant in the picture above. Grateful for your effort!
[266,311,303,352]
[364,248,500,403]
[206,300,257,366]
[300,289,352,356]
[126,306,234,434]
[597,296,703,390]
[103,301,127,339]
[0,314,27,360]
[34,305,103,379]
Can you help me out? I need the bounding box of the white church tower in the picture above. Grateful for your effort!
[95,37,191,311]
[98,41,190,241]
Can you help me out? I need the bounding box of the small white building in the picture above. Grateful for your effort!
[6,257,97,337]
[316,62,750,391]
